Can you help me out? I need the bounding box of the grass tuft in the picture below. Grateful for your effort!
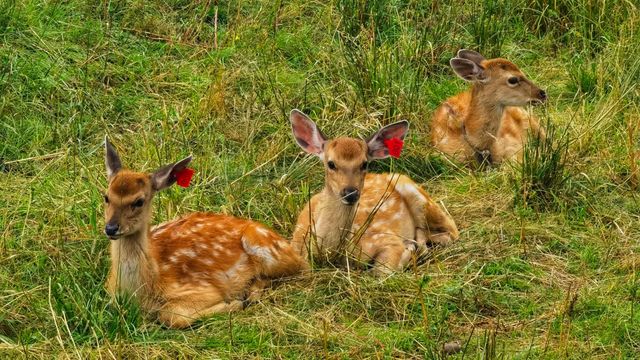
[512,117,572,211]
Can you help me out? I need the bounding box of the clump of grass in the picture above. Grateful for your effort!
[523,0,633,54]
[566,56,599,98]
[467,0,517,58]
[0,0,16,35]
[334,0,458,118]
[512,117,572,211]
[627,111,639,191]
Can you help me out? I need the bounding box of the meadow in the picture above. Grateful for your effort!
[1,0,639,358]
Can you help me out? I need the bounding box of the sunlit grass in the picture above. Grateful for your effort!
[1,0,639,358]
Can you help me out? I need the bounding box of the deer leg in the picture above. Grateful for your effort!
[422,198,459,246]
[241,227,308,279]
[244,278,269,305]
[400,239,418,267]
[474,149,493,167]
[158,300,243,329]
[372,244,407,277]
[415,228,428,249]
[394,177,459,246]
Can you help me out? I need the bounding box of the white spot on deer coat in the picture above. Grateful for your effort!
[255,226,270,237]
[195,242,209,251]
[397,183,424,200]
[212,243,224,252]
[379,198,395,211]
[176,248,197,258]
[213,253,248,283]
[242,238,275,266]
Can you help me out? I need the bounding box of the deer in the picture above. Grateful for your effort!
[289,110,459,276]
[102,138,306,328]
[430,49,547,166]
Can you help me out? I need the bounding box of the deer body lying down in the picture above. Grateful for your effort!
[430,49,547,165]
[103,139,305,328]
[289,110,459,275]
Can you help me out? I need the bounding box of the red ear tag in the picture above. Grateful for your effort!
[383,138,404,158]
[175,168,195,188]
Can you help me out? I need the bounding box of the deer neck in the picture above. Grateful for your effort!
[463,85,506,150]
[109,221,157,301]
[314,189,357,253]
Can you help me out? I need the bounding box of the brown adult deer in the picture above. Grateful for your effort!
[430,49,547,165]
[289,110,459,276]
[103,138,305,328]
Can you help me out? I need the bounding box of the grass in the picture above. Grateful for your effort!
[1,0,639,358]
[512,117,573,211]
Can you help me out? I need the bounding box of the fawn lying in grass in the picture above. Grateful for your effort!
[289,110,459,276]
[430,49,547,166]
[103,138,305,328]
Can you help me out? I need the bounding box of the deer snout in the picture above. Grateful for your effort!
[340,187,360,205]
[529,89,547,105]
[105,223,120,239]
[538,89,547,102]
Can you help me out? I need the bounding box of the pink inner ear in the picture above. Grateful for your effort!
[376,122,408,142]
[451,58,481,80]
[382,126,406,140]
[292,116,324,154]
[292,121,314,143]
[369,147,389,159]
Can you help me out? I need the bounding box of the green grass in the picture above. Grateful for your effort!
[1,0,639,358]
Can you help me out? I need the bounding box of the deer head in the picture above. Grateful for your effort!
[450,49,546,106]
[290,110,409,206]
[103,137,192,240]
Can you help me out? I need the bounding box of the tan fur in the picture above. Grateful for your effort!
[431,57,545,164]
[292,138,459,276]
[104,168,306,329]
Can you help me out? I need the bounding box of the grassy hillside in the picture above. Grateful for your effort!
[1,0,638,358]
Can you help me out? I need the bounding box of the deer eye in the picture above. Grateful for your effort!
[327,161,337,170]
[361,161,368,170]
[104,195,109,203]
[132,198,144,208]
[508,77,519,85]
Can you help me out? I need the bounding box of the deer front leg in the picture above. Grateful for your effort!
[474,149,493,167]
[244,278,269,305]
[393,176,459,246]
[371,243,408,277]
[423,199,459,246]
[158,299,243,329]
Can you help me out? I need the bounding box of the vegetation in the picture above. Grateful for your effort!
[1,0,638,358]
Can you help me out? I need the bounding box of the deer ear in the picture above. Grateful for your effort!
[450,58,487,82]
[457,49,486,65]
[105,136,122,179]
[290,109,327,158]
[367,120,409,159]
[151,155,193,191]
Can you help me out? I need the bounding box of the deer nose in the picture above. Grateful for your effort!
[341,187,360,205]
[538,89,547,101]
[105,223,119,237]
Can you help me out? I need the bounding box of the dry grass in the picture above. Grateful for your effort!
[1,0,639,358]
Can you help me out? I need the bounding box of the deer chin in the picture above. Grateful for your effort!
[340,199,358,206]
[107,228,139,240]
[528,99,545,106]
